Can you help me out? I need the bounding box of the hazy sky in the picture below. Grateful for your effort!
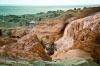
[0,0,100,6]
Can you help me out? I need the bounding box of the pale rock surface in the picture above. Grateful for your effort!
[55,12,100,51]
[30,18,65,43]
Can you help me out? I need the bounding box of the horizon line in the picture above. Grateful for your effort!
[0,4,100,7]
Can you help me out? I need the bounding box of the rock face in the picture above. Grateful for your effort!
[53,11,100,65]
[17,34,52,61]
[30,18,66,44]
[0,34,52,61]
[70,26,100,64]
[30,14,77,44]
[27,7,100,46]
[56,12,100,51]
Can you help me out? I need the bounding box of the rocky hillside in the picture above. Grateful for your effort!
[52,11,100,65]
[0,6,100,66]
[56,11,100,51]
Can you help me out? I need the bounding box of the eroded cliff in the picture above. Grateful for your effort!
[0,6,100,66]
[56,11,100,51]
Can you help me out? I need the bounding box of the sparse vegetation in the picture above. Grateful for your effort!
[40,40,57,56]
[40,40,46,49]
[46,42,57,56]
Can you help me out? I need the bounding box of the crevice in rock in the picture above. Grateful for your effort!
[0,29,2,36]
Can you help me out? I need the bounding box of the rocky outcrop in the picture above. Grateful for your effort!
[30,18,66,44]
[30,14,77,44]
[70,25,100,64]
[17,34,52,61]
[55,11,100,51]
[0,34,52,61]
[11,28,27,37]
[0,11,78,61]
[53,11,100,65]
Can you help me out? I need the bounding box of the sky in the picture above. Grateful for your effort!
[0,0,100,6]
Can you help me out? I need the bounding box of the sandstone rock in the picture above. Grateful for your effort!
[30,18,65,44]
[12,34,51,61]
[70,26,100,64]
[53,11,100,65]
[0,34,52,61]
[16,11,77,59]
[0,37,17,46]
[55,12,100,51]
[0,7,100,66]
[11,28,27,37]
